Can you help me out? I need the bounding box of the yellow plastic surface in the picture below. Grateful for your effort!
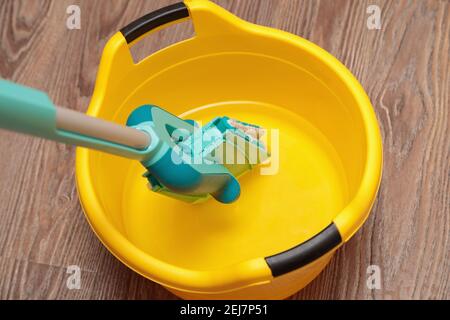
[75,0,382,299]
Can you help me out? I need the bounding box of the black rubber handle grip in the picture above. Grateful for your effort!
[120,2,190,44]
[265,223,342,277]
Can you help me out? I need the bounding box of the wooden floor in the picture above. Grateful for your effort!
[0,0,448,300]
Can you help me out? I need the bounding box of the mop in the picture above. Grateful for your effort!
[0,80,269,204]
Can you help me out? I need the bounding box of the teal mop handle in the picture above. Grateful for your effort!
[0,79,152,160]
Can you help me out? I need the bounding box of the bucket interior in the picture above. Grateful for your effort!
[86,51,367,270]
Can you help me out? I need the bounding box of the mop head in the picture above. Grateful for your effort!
[127,105,269,204]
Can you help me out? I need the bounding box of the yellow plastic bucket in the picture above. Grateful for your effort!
[76,0,382,299]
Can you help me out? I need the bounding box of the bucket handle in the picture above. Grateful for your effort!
[118,0,244,48]
[120,2,190,44]
[95,0,244,89]
[265,223,342,277]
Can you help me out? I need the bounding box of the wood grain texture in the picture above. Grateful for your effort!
[0,0,448,300]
